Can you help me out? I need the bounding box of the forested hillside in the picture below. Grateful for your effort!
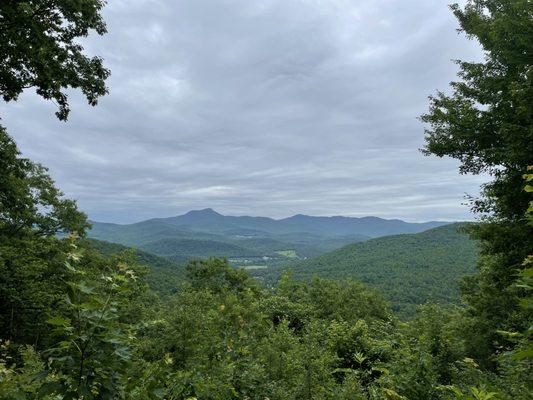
[87,239,185,294]
[255,224,478,317]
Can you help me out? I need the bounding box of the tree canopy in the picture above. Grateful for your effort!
[0,125,89,237]
[0,0,109,120]
[422,0,532,220]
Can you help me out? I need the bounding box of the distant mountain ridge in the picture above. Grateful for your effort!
[141,208,450,237]
[87,209,452,263]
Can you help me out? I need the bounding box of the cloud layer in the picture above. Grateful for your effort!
[1,0,485,222]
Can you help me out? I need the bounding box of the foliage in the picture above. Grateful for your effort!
[142,238,258,259]
[0,127,89,345]
[256,224,478,318]
[422,0,533,367]
[0,126,89,237]
[438,386,498,400]
[1,1,532,399]
[0,342,57,399]
[133,265,394,400]
[86,238,185,295]
[509,167,533,361]
[0,0,110,120]
[422,0,532,217]
[185,257,261,295]
[39,237,141,399]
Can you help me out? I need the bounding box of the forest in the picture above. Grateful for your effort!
[252,223,479,318]
[0,1,532,399]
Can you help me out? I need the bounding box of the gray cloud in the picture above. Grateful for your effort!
[1,0,486,223]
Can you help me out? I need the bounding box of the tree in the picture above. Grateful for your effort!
[0,126,89,237]
[0,0,110,369]
[422,0,532,220]
[0,126,89,345]
[186,257,260,295]
[0,0,110,120]
[421,0,533,364]
[42,238,140,399]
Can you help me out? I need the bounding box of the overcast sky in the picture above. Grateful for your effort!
[2,0,486,223]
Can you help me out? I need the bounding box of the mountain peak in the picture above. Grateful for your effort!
[183,208,222,217]
[286,213,311,219]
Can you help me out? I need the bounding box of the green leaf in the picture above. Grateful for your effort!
[38,382,63,396]
[518,268,533,277]
[31,369,50,382]
[47,316,71,326]
[152,388,165,398]
[80,301,103,310]
[383,388,407,399]
[511,348,533,360]
[65,261,77,272]
[77,281,95,294]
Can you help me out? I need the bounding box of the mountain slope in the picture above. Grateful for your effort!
[139,238,256,260]
[86,238,185,294]
[275,214,448,237]
[88,220,327,261]
[88,219,221,246]
[253,223,478,318]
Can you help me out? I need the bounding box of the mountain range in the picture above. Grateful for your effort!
[146,208,448,237]
[87,215,477,317]
[88,208,450,262]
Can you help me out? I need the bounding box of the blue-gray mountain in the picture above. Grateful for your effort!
[88,208,450,262]
[149,208,448,237]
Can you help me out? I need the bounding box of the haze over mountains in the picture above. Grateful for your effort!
[88,208,451,263]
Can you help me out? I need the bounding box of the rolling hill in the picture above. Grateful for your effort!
[87,220,478,318]
[252,223,478,318]
[86,239,186,294]
[140,238,256,260]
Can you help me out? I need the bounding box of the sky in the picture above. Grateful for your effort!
[1,0,487,223]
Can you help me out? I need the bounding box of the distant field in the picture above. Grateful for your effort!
[242,265,269,270]
[276,250,298,258]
